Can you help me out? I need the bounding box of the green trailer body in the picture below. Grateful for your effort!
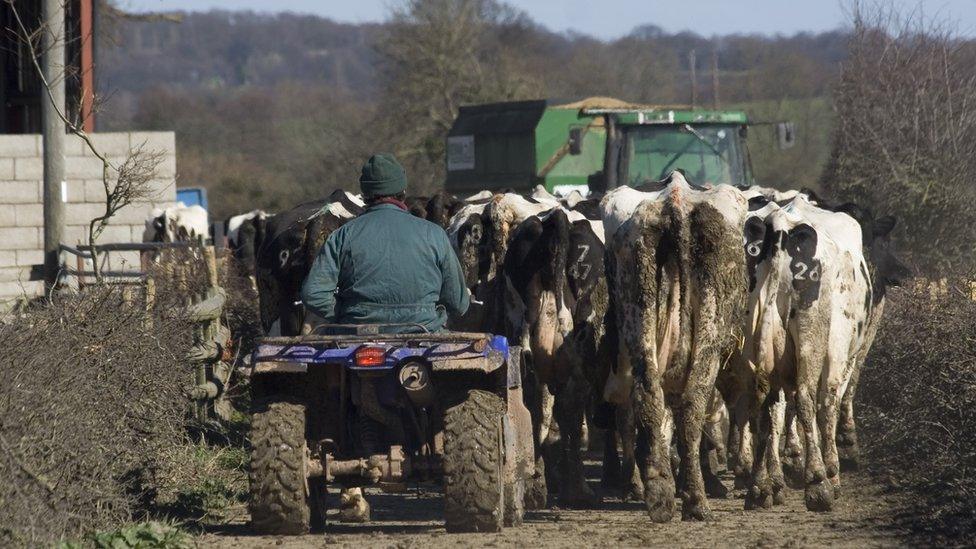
[445,98,755,195]
[445,100,606,195]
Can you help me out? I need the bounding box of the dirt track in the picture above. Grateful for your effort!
[201,462,908,548]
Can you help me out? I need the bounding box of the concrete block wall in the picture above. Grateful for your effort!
[0,132,178,305]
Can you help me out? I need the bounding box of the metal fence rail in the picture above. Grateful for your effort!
[58,240,207,286]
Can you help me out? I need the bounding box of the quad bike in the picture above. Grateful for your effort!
[248,323,536,534]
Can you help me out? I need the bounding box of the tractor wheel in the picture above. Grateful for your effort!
[249,397,316,535]
[443,390,505,533]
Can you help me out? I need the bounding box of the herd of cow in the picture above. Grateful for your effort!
[144,171,910,522]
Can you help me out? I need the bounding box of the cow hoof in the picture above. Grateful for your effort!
[744,487,772,510]
[643,478,675,523]
[704,474,729,499]
[804,481,834,512]
[524,472,548,510]
[772,486,787,506]
[681,497,711,521]
[338,497,371,523]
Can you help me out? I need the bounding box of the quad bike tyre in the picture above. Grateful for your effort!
[249,397,325,534]
[443,390,505,533]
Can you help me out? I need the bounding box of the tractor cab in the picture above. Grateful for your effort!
[598,109,753,191]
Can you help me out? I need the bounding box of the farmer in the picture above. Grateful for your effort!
[300,153,470,522]
[302,153,469,332]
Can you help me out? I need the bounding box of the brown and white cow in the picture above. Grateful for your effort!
[601,172,748,521]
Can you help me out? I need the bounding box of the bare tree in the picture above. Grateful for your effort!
[823,2,976,272]
[373,0,541,192]
[5,0,164,281]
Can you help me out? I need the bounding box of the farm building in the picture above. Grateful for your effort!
[1,0,178,308]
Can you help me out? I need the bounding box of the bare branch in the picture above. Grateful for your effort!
[6,0,165,282]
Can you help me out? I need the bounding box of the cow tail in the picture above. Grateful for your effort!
[549,210,573,335]
[485,198,506,281]
[665,198,693,379]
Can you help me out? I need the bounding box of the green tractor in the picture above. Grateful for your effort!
[444,97,793,195]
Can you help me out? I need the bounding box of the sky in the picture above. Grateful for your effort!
[120,1,976,39]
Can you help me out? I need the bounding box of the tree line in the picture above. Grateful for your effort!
[96,0,847,218]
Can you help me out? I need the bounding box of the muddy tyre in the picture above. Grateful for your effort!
[249,397,313,535]
[443,389,505,533]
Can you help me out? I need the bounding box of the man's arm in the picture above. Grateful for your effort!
[437,229,470,316]
[301,233,342,322]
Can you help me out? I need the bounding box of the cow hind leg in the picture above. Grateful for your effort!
[555,376,600,508]
[744,395,774,511]
[675,385,714,521]
[819,383,843,494]
[796,386,833,512]
[633,375,675,523]
[782,400,806,489]
[596,403,623,488]
[730,394,754,490]
[616,400,643,501]
[701,431,729,499]
[837,366,861,472]
[767,391,788,505]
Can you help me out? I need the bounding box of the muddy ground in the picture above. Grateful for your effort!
[201,459,911,548]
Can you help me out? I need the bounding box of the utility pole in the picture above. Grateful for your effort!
[688,49,697,109]
[42,0,66,289]
[711,50,720,109]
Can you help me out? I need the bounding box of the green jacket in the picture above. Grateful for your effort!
[301,203,469,333]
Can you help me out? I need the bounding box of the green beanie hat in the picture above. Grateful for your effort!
[359,153,407,198]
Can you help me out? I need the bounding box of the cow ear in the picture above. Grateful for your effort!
[873,215,896,238]
[799,187,822,204]
[787,223,818,256]
[743,216,766,243]
[747,196,769,211]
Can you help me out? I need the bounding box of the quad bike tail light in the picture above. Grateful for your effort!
[354,346,387,367]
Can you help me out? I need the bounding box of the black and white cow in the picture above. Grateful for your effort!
[732,193,912,513]
[601,172,749,522]
[255,190,363,335]
[404,191,464,230]
[224,209,268,278]
[143,204,209,243]
[496,205,610,508]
